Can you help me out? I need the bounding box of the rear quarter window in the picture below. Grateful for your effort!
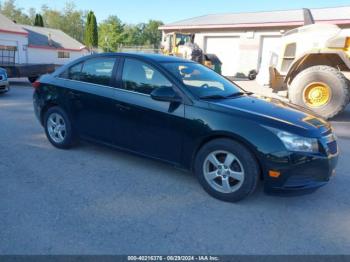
[60,62,83,80]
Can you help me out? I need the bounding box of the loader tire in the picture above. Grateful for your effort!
[289,66,350,119]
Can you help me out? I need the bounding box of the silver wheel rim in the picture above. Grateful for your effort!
[203,150,245,194]
[47,112,66,143]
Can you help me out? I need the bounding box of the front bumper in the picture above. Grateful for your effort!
[0,80,10,93]
[263,134,339,192]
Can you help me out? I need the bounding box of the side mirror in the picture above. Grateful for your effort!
[151,86,182,103]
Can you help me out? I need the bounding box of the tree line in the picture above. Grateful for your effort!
[0,0,164,51]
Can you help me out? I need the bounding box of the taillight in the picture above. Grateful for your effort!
[32,81,41,89]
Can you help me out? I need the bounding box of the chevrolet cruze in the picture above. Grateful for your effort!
[33,53,339,202]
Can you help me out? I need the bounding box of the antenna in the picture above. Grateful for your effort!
[303,8,315,25]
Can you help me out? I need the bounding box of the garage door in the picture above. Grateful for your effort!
[256,36,281,86]
[205,36,239,77]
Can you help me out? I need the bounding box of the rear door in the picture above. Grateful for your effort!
[60,56,119,144]
[112,57,185,164]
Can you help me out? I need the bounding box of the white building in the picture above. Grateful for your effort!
[0,12,89,66]
[160,6,350,82]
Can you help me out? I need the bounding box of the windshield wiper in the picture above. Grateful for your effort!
[200,91,251,100]
[225,92,247,98]
[199,94,228,100]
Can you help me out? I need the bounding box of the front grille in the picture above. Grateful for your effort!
[327,140,338,155]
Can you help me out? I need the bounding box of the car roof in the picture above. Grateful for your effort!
[87,52,194,63]
[53,52,195,77]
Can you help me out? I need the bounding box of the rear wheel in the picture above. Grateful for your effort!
[194,138,259,202]
[289,66,350,119]
[44,106,77,149]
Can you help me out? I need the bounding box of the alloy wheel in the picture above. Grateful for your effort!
[47,112,66,143]
[203,150,245,193]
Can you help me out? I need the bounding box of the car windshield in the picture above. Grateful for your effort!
[162,62,243,99]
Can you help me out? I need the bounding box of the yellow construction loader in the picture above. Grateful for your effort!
[161,32,222,74]
[268,9,350,119]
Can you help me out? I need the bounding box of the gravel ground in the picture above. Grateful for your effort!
[0,80,349,255]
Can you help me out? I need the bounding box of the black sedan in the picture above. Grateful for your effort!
[33,53,339,202]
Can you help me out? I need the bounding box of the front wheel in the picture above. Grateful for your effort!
[289,66,350,119]
[194,139,260,202]
[44,106,77,149]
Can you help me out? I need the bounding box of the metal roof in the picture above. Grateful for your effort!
[159,6,350,30]
[0,12,85,51]
[0,12,28,35]
[21,25,86,51]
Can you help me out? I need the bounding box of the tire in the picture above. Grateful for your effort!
[289,66,350,119]
[44,106,77,149]
[248,70,257,80]
[194,138,259,202]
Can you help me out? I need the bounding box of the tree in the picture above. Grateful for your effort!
[41,2,85,43]
[98,15,124,52]
[84,11,92,46]
[0,0,32,24]
[84,11,98,49]
[34,13,44,27]
[143,20,164,48]
[121,23,145,46]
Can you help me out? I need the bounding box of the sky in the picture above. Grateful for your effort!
[12,0,350,24]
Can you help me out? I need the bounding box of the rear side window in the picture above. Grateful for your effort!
[122,58,172,95]
[80,57,116,86]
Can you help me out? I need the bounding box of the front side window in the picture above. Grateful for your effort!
[80,57,116,86]
[122,58,172,95]
[162,62,242,98]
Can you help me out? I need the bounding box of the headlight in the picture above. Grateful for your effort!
[266,127,319,153]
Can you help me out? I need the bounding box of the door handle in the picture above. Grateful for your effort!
[115,103,130,111]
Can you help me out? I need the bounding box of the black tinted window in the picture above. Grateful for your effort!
[61,62,82,80]
[80,57,116,86]
[122,58,172,95]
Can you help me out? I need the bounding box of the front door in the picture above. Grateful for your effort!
[113,58,185,164]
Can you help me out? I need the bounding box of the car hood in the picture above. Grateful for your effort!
[208,94,331,137]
